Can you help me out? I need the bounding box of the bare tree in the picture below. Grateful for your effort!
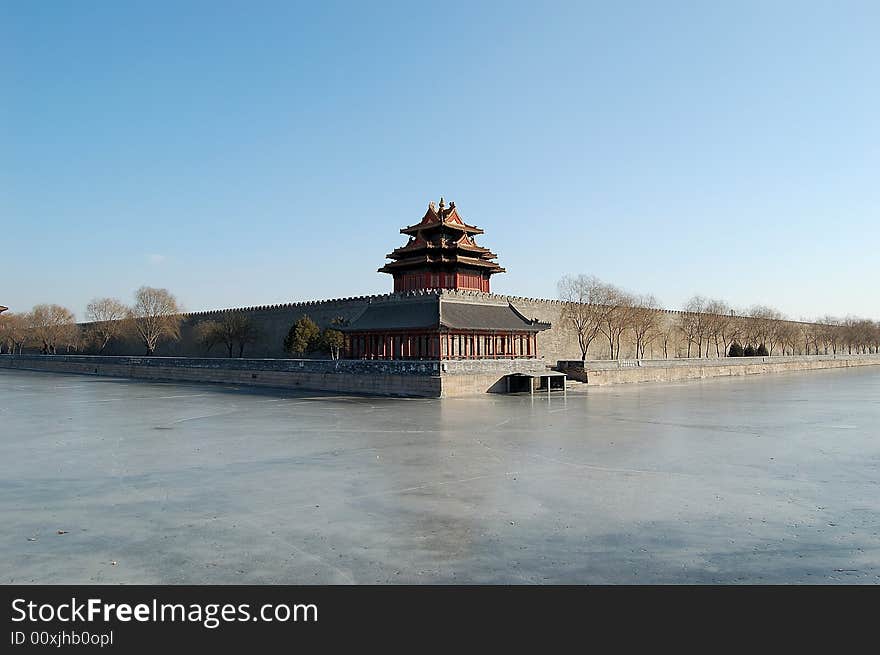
[0,313,29,354]
[774,321,798,356]
[0,314,10,353]
[748,306,785,355]
[739,317,758,351]
[723,312,748,357]
[85,297,128,354]
[862,319,878,354]
[26,304,77,354]
[818,315,841,354]
[677,312,697,358]
[193,313,260,358]
[194,319,223,354]
[798,320,818,355]
[841,316,876,355]
[704,298,731,357]
[773,321,789,355]
[557,275,616,361]
[842,317,877,354]
[128,286,182,355]
[598,288,637,360]
[0,314,27,355]
[629,295,662,359]
[678,296,710,357]
[659,323,676,359]
[227,313,260,358]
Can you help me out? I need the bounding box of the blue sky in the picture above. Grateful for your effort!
[3,1,878,320]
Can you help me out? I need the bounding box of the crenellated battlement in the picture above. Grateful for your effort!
[181,289,452,319]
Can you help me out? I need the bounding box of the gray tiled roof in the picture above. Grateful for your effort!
[342,298,440,331]
[342,297,549,333]
[440,301,548,332]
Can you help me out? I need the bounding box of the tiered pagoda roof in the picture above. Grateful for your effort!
[378,198,506,277]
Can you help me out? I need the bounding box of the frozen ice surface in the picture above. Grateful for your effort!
[1,367,879,584]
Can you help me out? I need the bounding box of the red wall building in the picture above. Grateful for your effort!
[343,199,549,360]
[378,198,505,293]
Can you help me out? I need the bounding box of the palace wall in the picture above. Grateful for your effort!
[449,291,728,362]
[98,294,384,358]
[63,289,822,364]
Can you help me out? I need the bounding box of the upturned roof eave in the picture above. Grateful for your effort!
[383,246,501,261]
[377,258,506,273]
[400,222,484,236]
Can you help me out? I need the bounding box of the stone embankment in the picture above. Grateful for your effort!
[556,354,880,385]
[3,353,878,398]
[0,354,548,398]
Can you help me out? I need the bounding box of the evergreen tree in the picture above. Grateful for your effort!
[756,343,769,356]
[728,342,744,357]
[284,316,320,356]
[743,344,757,357]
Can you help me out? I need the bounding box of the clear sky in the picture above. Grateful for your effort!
[3,1,878,320]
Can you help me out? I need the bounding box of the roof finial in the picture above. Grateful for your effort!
[438,197,446,220]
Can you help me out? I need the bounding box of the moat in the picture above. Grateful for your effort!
[2,367,879,584]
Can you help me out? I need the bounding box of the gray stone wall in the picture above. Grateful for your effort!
[5,353,878,396]
[441,358,549,375]
[0,354,549,397]
[70,288,825,365]
[443,290,611,361]
[89,292,432,358]
[446,290,829,362]
[80,289,581,361]
[440,358,552,395]
[557,353,880,382]
[1,353,441,375]
[0,354,442,397]
[574,353,880,385]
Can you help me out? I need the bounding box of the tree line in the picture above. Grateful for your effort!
[557,274,880,361]
[0,287,347,360]
[282,316,346,360]
[0,287,186,356]
[5,278,877,361]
